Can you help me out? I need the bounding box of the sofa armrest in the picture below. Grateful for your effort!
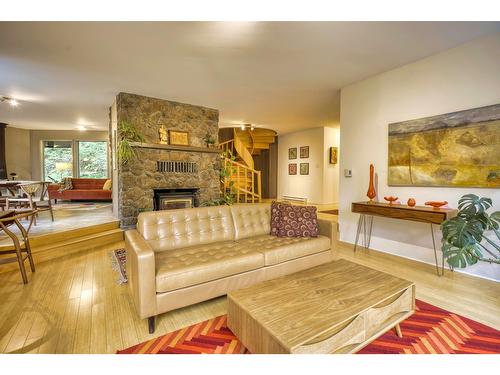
[125,229,157,319]
[318,218,338,250]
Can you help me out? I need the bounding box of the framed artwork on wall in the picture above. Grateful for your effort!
[288,163,297,175]
[169,130,189,146]
[300,163,309,175]
[300,146,309,158]
[388,103,500,187]
[288,147,297,160]
[330,147,338,164]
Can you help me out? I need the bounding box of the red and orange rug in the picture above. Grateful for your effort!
[117,300,499,354]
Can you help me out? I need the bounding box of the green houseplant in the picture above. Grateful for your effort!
[117,121,145,165]
[202,150,237,206]
[441,194,500,268]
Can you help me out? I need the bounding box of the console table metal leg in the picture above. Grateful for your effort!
[354,214,363,252]
[367,215,373,249]
[430,224,444,276]
[363,215,367,248]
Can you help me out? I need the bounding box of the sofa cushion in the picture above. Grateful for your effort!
[137,206,235,252]
[154,241,264,292]
[230,203,271,240]
[237,234,330,266]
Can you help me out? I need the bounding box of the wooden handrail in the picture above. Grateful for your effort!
[233,129,254,170]
[221,156,262,203]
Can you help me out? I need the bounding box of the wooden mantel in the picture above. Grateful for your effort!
[130,142,221,154]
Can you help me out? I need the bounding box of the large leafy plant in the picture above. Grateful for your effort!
[117,121,145,165]
[441,194,500,268]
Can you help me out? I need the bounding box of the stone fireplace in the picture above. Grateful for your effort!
[153,188,199,210]
[110,92,221,227]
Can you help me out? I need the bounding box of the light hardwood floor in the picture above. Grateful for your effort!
[0,238,498,354]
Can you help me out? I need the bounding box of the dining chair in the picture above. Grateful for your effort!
[0,210,37,284]
[6,182,55,223]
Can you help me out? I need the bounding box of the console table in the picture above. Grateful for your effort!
[351,201,458,276]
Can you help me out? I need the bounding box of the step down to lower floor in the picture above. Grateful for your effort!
[0,220,124,274]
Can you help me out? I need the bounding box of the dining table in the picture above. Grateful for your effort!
[0,180,48,200]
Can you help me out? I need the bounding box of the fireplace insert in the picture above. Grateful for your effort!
[153,188,199,211]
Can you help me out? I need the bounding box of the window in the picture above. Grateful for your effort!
[78,141,108,178]
[42,140,109,182]
[43,141,73,183]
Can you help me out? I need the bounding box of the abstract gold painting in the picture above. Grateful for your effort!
[388,104,500,188]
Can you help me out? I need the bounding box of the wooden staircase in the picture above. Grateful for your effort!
[219,128,277,203]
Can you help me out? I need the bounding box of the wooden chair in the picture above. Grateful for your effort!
[6,182,54,223]
[0,210,37,284]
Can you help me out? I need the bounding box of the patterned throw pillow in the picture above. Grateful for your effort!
[58,177,73,192]
[277,204,319,238]
[270,201,289,236]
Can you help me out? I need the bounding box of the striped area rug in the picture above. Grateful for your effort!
[117,300,499,354]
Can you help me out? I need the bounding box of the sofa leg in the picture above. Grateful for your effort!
[148,316,155,334]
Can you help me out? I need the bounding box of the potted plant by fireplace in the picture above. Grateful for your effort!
[117,120,145,165]
[203,132,216,148]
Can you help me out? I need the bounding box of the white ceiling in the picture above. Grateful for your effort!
[1,22,499,134]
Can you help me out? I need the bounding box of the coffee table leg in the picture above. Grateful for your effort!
[394,324,403,338]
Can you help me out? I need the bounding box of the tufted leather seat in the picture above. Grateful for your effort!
[154,241,264,292]
[236,234,331,266]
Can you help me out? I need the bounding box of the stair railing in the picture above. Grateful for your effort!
[221,155,262,203]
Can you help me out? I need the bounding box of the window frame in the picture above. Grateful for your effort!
[41,139,110,181]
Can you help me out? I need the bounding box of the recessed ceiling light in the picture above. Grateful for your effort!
[1,96,19,107]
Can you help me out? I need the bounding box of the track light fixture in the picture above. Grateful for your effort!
[1,96,19,107]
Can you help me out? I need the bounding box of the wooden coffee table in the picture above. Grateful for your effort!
[227,259,415,354]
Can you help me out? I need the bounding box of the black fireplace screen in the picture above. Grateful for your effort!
[153,188,199,211]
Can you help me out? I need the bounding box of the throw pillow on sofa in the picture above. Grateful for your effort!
[277,204,319,238]
[270,201,289,236]
[102,179,112,190]
[58,177,73,192]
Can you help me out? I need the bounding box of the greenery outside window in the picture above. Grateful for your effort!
[78,141,108,178]
[43,141,73,183]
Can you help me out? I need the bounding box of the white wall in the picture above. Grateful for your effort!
[339,32,500,281]
[278,127,339,205]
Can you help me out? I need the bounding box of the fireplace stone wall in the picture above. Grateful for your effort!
[112,92,220,227]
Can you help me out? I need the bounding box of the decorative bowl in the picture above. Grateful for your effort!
[384,196,398,204]
[425,201,448,209]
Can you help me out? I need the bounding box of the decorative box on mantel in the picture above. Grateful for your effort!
[110,92,221,227]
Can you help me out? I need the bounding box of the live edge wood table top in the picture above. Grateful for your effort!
[351,201,457,225]
[227,259,415,354]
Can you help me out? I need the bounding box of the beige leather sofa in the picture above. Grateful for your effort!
[125,203,336,333]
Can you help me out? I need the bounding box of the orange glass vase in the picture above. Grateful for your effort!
[367,164,376,202]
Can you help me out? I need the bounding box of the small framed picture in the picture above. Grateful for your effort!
[288,163,297,175]
[300,163,309,175]
[169,130,189,146]
[288,147,297,160]
[330,147,338,164]
[300,146,309,158]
